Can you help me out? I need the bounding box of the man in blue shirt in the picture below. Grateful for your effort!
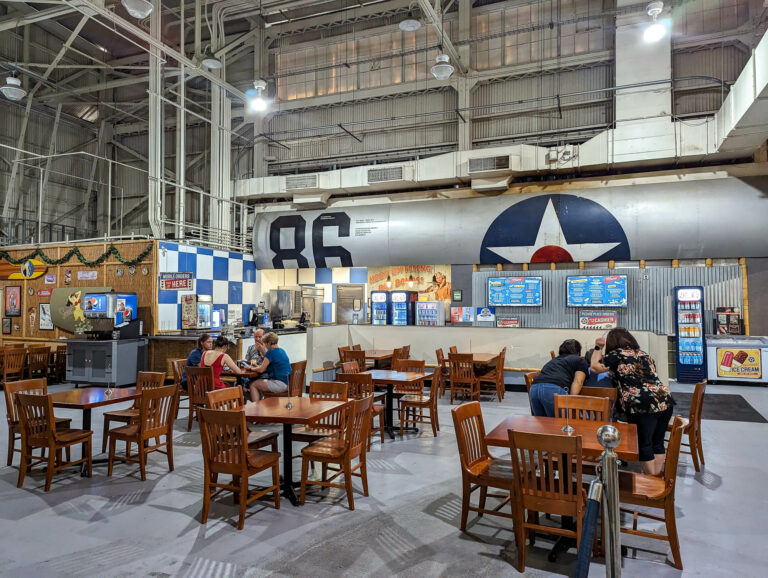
[249,332,292,400]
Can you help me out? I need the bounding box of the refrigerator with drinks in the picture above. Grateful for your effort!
[370,291,390,325]
[390,291,417,326]
[674,286,707,384]
[416,301,445,326]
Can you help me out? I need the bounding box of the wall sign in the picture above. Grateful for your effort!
[78,270,98,281]
[497,317,521,328]
[717,348,761,379]
[39,303,53,331]
[181,294,197,329]
[0,259,47,280]
[476,307,496,322]
[2,319,10,334]
[159,272,194,291]
[37,289,52,298]
[367,265,451,306]
[578,310,618,330]
[488,276,542,307]
[452,289,462,302]
[450,307,474,323]
[44,274,57,284]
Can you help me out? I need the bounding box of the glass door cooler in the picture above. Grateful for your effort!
[674,286,706,384]
[416,301,445,326]
[390,291,416,326]
[370,291,390,325]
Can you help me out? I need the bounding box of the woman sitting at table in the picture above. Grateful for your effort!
[249,332,292,400]
[529,339,588,417]
[201,336,244,390]
[590,328,674,475]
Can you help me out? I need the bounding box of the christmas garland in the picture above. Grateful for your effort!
[0,243,153,267]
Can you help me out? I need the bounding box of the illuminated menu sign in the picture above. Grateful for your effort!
[488,277,543,307]
[567,275,627,307]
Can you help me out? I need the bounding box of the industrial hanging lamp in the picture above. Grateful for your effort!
[399,3,421,31]
[2,25,26,101]
[121,0,154,19]
[248,79,269,112]
[408,274,414,288]
[643,1,666,43]
[430,8,454,80]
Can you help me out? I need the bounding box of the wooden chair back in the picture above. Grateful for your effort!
[449,353,475,386]
[206,387,245,410]
[308,381,349,430]
[508,429,583,516]
[198,407,248,476]
[137,371,167,391]
[16,392,55,446]
[5,378,47,427]
[341,349,365,370]
[579,386,618,402]
[336,373,374,399]
[9,344,26,349]
[26,348,49,379]
[344,395,372,461]
[289,360,307,397]
[550,350,556,359]
[524,372,539,415]
[170,359,186,388]
[338,346,351,361]
[435,348,447,372]
[451,401,491,472]
[394,359,425,373]
[138,384,177,439]
[390,347,406,367]
[554,394,611,422]
[449,346,458,354]
[339,361,360,374]
[401,345,411,359]
[3,349,27,383]
[53,346,67,382]
[186,366,215,408]
[664,416,686,489]
[689,381,706,433]
[351,344,362,351]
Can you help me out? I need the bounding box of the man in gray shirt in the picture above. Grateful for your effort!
[245,328,266,369]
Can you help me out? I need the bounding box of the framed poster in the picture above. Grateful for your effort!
[4,286,21,317]
[39,303,54,330]
[452,289,462,302]
[2,318,10,334]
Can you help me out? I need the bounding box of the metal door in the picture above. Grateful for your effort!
[336,284,365,325]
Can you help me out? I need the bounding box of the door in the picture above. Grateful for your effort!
[90,345,112,381]
[68,345,89,380]
[336,285,365,325]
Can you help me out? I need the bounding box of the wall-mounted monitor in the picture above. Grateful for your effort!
[488,276,543,307]
[567,275,628,307]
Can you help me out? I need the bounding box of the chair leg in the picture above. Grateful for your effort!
[85,438,92,478]
[360,458,369,496]
[166,433,174,472]
[696,429,705,466]
[187,404,194,432]
[6,426,13,466]
[238,476,248,531]
[689,431,700,472]
[430,408,437,437]
[299,457,309,505]
[665,500,683,570]
[460,478,470,531]
[139,440,147,481]
[273,463,281,509]
[17,443,29,488]
[399,406,406,437]
[44,447,56,492]
[201,470,211,524]
[108,436,116,477]
[344,458,355,511]
[514,510,527,572]
[102,416,111,453]
[478,485,487,516]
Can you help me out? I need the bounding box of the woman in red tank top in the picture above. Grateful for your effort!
[201,336,243,389]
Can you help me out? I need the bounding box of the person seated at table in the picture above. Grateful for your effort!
[201,336,244,390]
[529,339,588,417]
[590,328,674,476]
[183,333,213,386]
[244,328,267,370]
[583,348,613,387]
[249,332,291,400]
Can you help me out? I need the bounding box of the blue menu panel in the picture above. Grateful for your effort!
[567,275,627,307]
[488,277,543,307]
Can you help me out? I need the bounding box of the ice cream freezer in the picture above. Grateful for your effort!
[706,335,768,384]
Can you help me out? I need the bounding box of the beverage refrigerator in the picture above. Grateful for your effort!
[370,291,390,325]
[390,291,417,326]
[674,286,707,384]
[416,301,445,326]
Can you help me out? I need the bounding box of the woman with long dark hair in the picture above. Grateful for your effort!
[590,327,674,475]
[529,339,588,417]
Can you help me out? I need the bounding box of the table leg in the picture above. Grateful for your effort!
[80,408,92,476]
[384,384,396,440]
[282,424,300,506]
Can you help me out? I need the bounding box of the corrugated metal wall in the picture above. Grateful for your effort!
[471,266,742,335]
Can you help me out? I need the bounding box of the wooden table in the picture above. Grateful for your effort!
[486,414,639,461]
[363,369,432,439]
[463,353,499,364]
[50,387,140,474]
[244,396,347,506]
[364,349,394,369]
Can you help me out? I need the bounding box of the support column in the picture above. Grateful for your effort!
[456,0,474,151]
[175,63,186,240]
[148,0,164,237]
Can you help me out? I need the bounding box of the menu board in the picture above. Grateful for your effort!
[488,277,542,307]
[567,275,627,307]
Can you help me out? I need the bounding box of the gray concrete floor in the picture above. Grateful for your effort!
[0,380,766,577]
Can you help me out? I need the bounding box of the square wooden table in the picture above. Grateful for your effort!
[467,353,499,364]
[485,414,639,461]
[50,387,140,474]
[244,396,347,506]
[364,349,394,368]
[363,369,432,439]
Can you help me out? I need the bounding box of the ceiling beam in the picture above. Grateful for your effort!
[37,69,183,101]
[0,5,78,32]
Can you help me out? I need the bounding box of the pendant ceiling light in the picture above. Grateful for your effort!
[643,1,666,43]
[408,274,414,288]
[399,2,421,31]
[431,54,454,80]
[386,274,392,288]
[248,79,269,112]
[1,75,26,101]
[121,0,154,19]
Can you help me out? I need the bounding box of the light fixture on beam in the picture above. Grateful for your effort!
[1,75,26,101]
[248,79,269,113]
[386,274,392,289]
[200,46,222,69]
[121,0,154,20]
[399,5,421,32]
[644,1,667,43]
[408,274,414,288]
[431,53,454,80]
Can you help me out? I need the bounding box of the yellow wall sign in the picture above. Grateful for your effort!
[717,348,762,379]
[2,259,48,280]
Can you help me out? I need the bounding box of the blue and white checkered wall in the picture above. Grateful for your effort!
[157,241,369,329]
[157,242,260,331]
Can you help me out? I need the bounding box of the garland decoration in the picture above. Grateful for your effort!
[0,243,153,267]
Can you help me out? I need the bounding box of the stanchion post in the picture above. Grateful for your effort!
[597,424,622,578]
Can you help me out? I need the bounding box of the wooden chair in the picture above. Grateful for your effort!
[338,372,384,446]
[338,345,351,362]
[451,401,516,531]
[339,361,360,374]
[390,347,406,368]
[392,359,425,414]
[262,360,307,398]
[25,347,50,380]
[449,353,479,404]
[198,407,280,530]
[393,358,425,375]
[553,394,611,422]
[205,388,279,451]
[507,429,586,573]
[401,344,411,359]
[186,366,215,431]
[449,346,458,354]
[524,372,539,415]
[2,348,27,388]
[16,392,93,491]
[351,344,362,351]
[400,369,440,437]
[51,345,67,384]
[435,348,450,398]
[550,350,556,359]
[292,381,349,443]
[667,381,706,472]
[102,371,167,452]
[107,384,178,481]
[619,416,686,570]
[478,348,506,402]
[5,378,72,466]
[579,386,618,403]
[300,395,372,510]
[340,349,366,371]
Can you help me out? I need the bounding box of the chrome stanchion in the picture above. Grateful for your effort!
[597,424,622,578]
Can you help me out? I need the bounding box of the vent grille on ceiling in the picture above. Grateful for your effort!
[367,166,404,183]
[285,174,318,190]
[468,156,510,173]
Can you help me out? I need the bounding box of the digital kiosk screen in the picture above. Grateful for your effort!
[487,277,543,307]
[567,275,627,307]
